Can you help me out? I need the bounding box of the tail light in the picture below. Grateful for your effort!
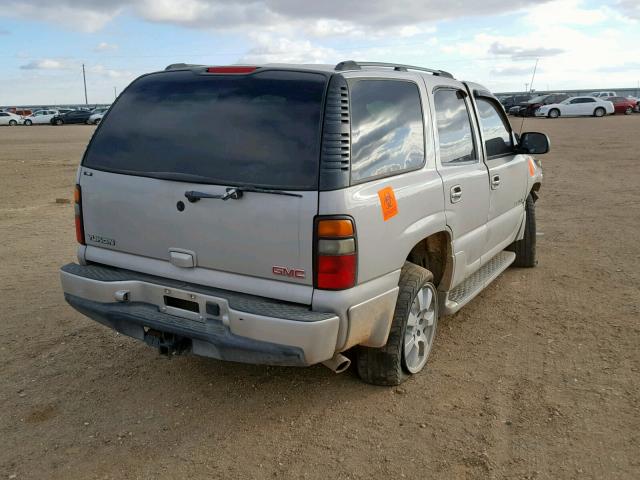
[206,66,257,74]
[314,217,357,290]
[74,184,85,245]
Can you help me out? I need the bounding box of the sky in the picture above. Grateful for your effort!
[1,0,639,105]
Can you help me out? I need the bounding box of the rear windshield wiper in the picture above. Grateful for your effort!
[185,186,303,203]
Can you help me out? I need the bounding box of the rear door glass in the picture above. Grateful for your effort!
[83,70,327,190]
[433,89,477,165]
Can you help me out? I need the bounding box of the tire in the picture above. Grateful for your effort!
[8,120,17,126]
[625,107,633,115]
[357,262,438,386]
[54,118,63,126]
[594,107,605,117]
[24,119,32,126]
[93,118,101,125]
[507,194,537,267]
[548,109,560,119]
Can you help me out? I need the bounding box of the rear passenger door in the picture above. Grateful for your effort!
[431,86,490,287]
[472,93,527,259]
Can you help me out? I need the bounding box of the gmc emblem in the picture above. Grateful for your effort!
[272,266,305,279]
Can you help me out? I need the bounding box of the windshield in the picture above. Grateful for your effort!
[83,69,328,190]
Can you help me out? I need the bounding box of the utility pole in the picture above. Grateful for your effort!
[113,86,117,100]
[525,82,529,93]
[82,64,88,105]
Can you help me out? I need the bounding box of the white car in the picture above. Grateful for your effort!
[22,109,59,126]
[88,107,109,125]
[535,96,614,118]
[0,112,23,126]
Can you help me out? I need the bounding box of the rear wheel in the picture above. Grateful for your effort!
[8,120,17,126]
[357,262,438,386]
[54,118,63,126]
[625,107,633,115]
[507,194,537,267]
[24,119,32,126]
[548,109,560,119]
[594,107,605,117]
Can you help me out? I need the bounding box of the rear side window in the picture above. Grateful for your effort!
[476,98,514,158]
[83,70,327,190]
[349,80,424,183]
[433,89,476,165]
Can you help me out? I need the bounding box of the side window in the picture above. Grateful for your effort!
[476,98,514,158]
[570,98,581,104]
[350,80,425,183]
[0,113,7,117]
[433,89,476,165]
[585,98,596,103]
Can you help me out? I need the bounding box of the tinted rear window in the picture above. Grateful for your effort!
[349,80,424,183]
[83,70,327,189]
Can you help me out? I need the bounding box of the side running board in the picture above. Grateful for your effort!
[442,251,516,315]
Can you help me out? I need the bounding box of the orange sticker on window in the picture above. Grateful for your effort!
[378,187,398,221]
[528,157,536,177]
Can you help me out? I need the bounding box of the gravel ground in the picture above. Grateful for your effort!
[0,117,639,479]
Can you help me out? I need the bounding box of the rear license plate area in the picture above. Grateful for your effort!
[164,295,199,313]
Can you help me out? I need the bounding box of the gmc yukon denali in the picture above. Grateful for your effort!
[60,61,549,385]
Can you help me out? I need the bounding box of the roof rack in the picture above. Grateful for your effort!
[334,60,454,79]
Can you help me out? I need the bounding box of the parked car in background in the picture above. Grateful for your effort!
[536,96,614,118]
[0,112,23,126]
[6,108,33,117]
[88,107,110,124]
[512,93,569,117]
[51,110,93,125]
[22,109,59,125]
[607,96,637,115]
[626,96,640,112]
[589,91,616,99]
[501,94,533,112]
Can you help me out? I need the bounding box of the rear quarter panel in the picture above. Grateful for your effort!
[317,70,446,286]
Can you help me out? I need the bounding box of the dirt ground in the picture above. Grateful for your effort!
[0,116,639,480]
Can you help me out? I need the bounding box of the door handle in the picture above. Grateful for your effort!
[450,185,462,203]
[491,174,501,189]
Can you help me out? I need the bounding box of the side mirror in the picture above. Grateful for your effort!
[518,132,550,155]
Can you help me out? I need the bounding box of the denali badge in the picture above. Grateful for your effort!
[87,234,116,247]
[272,266,305,279]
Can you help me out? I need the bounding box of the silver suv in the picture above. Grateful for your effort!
[60,61,548,385]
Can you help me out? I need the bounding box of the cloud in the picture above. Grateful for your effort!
[615,0,640,20]
[2,0,552,33]
[597,62,640,73]
[87,64,133,79]
[489,42,564,60]
[94,42,118,52]
[238,34,338,64]
[2,1,125,33]
[490,65,539,76]
[20,59,74,70]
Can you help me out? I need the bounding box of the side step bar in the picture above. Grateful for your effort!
[442,251,516,315]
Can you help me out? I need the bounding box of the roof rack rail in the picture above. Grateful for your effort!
[334,60,454,79]
[164,63,205,71]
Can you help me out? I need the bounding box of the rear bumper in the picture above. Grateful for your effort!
[60,263,340,366]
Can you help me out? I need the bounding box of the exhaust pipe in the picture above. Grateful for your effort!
[322,353,351,373]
